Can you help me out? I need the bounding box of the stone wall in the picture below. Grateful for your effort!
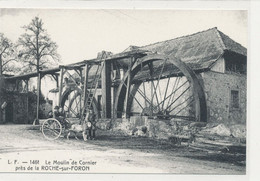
[2,91,29,124]
[0,89,52,124]
[0,76,5,123]
[97,116,203,140]
[97,116,246,142]
[201,71,246,125]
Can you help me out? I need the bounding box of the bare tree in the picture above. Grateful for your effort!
[17,16,60,73]
[0,33,16,75]
[17,16,60,123]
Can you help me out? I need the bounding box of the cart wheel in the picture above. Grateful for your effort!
[42,118,62,140]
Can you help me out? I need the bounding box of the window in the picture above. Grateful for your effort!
[231,90,239,109]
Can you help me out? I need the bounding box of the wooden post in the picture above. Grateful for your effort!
[15,79,19,92]
[25,79,29,124]
[101,60,112,118]
[54,74,59,89]
[83,64,89,108]
[123,57,134,118]
[79,68,83,85]
[112,64,120,110]
[148,62,154,116]
[79,68,83,114]
[58,67,64,107]
[35,73,41,124]
[0,56,2,76]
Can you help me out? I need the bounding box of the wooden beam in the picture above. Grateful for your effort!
[25,79,29,124]
[58,68,64,107]
[36,73,41,123]
[148,62,154,116]
[162,76,171,110]
[51,74,59,88]
[123,57,134,118]
[15,79,19,92]
[101,60,112,118]
[83,64,90,111]
[79,68,83,113]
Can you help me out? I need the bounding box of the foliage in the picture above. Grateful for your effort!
[0,33,17,75]
[17,16,60,73]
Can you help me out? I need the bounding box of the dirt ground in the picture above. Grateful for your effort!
[0,124,246,174]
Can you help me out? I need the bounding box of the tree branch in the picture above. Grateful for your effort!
[2,58,16,66]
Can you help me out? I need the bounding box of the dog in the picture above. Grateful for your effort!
[66,122,91,141]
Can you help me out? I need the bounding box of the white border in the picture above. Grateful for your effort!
[0,0,250,10]
[0,1,258,181]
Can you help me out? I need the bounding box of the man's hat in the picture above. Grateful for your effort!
[54,106,59,109]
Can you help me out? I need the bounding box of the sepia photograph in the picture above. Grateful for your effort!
[0,7,248,175]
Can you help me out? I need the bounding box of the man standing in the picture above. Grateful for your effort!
[53,106,60,119]
[53,106,70,129]
[88,109,96,140]
[83,108,96,140]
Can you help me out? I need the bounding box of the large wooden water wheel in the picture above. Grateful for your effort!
[60,87,100,119]
[114,53,207,122]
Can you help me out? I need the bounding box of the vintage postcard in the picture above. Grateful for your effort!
[0,1,252,180]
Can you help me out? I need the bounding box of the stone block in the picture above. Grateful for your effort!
[129,116,146,128]
[156,131,170,140]
[230,124,246,138]
[201,123,231,136]
[189,122,207,128]
[96,119,112,130]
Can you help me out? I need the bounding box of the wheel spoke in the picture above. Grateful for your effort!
[155,59,167,110]
[72,104,78,116]
[174,98,194,116]
[157,79,188,108]
[151,81,160,112]
[149,81,152,113]
[136,87,152,105]
[65,104,77,116]
[79,94,82,114]
[157,80,163,108]
[74,96,80,114]
[142,81,148,108]
[133,96,144,110]
[71,92,80,116]
[166,77,180,110]
[168,96,193,113]
[43,126,60,136]
[161,76,171,110]
[165,85,190,111]
[122,81,144,110]
[136,88,159,112]
[42,119,62,140]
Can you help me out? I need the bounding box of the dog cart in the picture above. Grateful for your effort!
[41,118,64,140]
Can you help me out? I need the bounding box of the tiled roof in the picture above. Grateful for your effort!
[137,27,245,69]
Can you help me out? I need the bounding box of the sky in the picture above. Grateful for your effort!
[0,9,248,98]
[0,9,247,65]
